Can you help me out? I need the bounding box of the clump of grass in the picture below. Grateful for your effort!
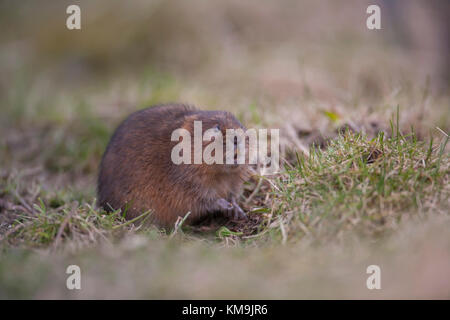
[264,126,449,244]
[1,201,145,250]
[0,171,155,249]
[3,123,448,249]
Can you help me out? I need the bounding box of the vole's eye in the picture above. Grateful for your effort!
[214,124,221,132]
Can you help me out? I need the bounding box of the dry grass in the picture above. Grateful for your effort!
[0,0,449,299]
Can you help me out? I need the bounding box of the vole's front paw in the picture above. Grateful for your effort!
[231,198,247,221]
[215,198,247,221]
[216,198,233,211]
[215,198,233,218]
[231,204,247,221]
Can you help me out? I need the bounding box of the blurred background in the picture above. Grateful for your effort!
[1,0,449,107]
[0,0,449,299]
[1,0,449,84]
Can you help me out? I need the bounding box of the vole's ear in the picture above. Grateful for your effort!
[182,114,199,124]
[181,114,199,131]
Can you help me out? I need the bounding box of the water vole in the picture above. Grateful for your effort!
[98,104,251,228]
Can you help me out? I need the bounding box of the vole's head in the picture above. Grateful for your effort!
[179,110,253,174]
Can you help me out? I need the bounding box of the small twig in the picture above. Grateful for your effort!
[436,127,449,138]
[170,211,191,239]
[279,217,287,245]
[244,176,263,205]
[0,220,34,243]
[52,202,78,250]
[13,189,33,214]
[266,177,281,192]
[112,210,153,230]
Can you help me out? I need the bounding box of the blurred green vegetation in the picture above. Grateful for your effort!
[0,0,449,299]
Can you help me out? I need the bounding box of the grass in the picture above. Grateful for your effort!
[272,127,449,242]
[1,0,450,299]
[1,116,448,246]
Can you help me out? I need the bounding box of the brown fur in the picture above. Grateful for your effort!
[97,103,251,229]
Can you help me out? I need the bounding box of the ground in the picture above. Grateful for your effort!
[0,0,449,298]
